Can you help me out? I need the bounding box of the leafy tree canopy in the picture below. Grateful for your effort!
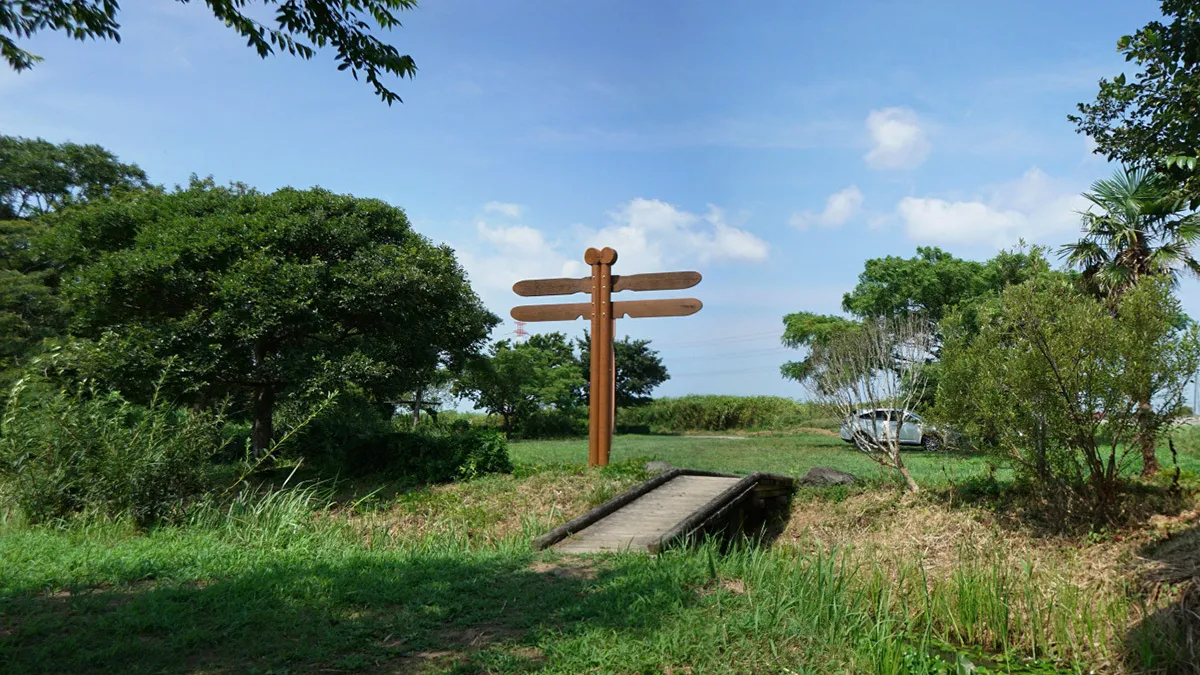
[454,333,583,431]
[0,135,147,219]
[1069,0,1200,206]
[576,333,669,409]
[1,0,418,104]
[1071,0,1200,166]
[42,177,497,452]
[841,246,1049,323]
[0,135,147,384]
[781,246,1050,385]
[935,274,1200,521]
[1060,166,1200,297]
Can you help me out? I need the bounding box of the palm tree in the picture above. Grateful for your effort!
[1060,166,1200,476]
[1061,167,1200,295]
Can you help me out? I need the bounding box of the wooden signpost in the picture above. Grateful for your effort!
[511,247,702,467]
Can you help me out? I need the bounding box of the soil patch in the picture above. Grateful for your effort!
[529,559,599,580]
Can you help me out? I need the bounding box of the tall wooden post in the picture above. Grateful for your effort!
[510,248,702,469]
[585,247,618,466]
[587,253,602,467]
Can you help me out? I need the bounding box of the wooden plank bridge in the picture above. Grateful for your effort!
[532,469,796,554]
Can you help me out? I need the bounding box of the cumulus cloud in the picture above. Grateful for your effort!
[451,199,769,314]
[483,201,524,218]
[896,168,1087,247]
[789,186,864,229]
[453,219,578,313]
[577,198,769,272]
[865,108,931,170]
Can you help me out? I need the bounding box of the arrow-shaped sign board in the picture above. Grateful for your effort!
[513,271,702,297]
[510,248,702,468]
[511,298,703,322]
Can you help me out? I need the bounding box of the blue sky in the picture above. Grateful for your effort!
[3,0,1185,403]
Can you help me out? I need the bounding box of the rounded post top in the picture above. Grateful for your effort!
[584,247,618,265]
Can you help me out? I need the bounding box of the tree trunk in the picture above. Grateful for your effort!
[411,389,423,426]
[251,386,275,458]
[897,463,920,493]
[891,444,920,493]
[1137,398,1160,476]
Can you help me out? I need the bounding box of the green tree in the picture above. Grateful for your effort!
[2,0,418,104]
[781,246,1048,394]
[1060,167,1200,475]
[454,333,584,432]
[575,332,669,409]
[0,135,148,384]
[43,178,497,454]
[799,312,936,493]
[935,276,1200,522]
[1,135,148,219]
[1070,1,1200,169]
[1060,167,1200,296]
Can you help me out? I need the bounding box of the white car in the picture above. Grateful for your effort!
[839,408,946,452]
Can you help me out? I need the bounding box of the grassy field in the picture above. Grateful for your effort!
[2,432,1198,673]
[509,430,1200,486]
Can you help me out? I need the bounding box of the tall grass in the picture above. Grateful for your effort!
[0,374,227,525]
[693,538,1155,673]
[618,395,835,433]
[1,477,1175,673]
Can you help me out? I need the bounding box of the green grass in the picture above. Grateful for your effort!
[511,432,1006,486]
[4,432,1199,673]
[513,426,1200,488]
[0,501,1121,675]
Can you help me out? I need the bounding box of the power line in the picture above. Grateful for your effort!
[653,330,782,349]
[669,365,786,378]
[667,347,791,360]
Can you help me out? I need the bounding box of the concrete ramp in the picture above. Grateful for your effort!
[533,469,796,554]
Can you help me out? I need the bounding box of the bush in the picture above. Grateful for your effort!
[276,390,394,467]
[0,378,227,525]
[433,407,586,440]
[390,425,512,482]
[617,395,823,432]
[935,276,1200,523]
[512,408,586,439]
[341,422,512,482]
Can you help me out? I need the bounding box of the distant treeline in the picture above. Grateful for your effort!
[446,395,841,436]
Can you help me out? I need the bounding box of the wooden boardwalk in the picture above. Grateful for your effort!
[532,469,796,554]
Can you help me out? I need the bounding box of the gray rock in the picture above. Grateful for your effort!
[644,461,674,474]
[798,466,858,486]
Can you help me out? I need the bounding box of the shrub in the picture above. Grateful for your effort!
[617,395,822,432]
[512,408,586,439]
[432,408,585,440]
[389,425,512,482]
[935,276,1200,523]
[0,378,227,525]
[339,421,512,482]
[276,390,394,467]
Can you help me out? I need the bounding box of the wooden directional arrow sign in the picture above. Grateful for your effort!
[510,248,703,468]
[510,298,703,322]
[513,271,702,297]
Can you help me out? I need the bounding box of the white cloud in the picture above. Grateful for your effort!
[896,168,1087,247]
[577,198,769,272]
[789,186,864,229]
[450,199,769,317]
[483,201,524,218]
[865,107,931,170]
[452,219,577,313]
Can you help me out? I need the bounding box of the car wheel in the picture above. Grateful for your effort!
[921,434,943,452]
